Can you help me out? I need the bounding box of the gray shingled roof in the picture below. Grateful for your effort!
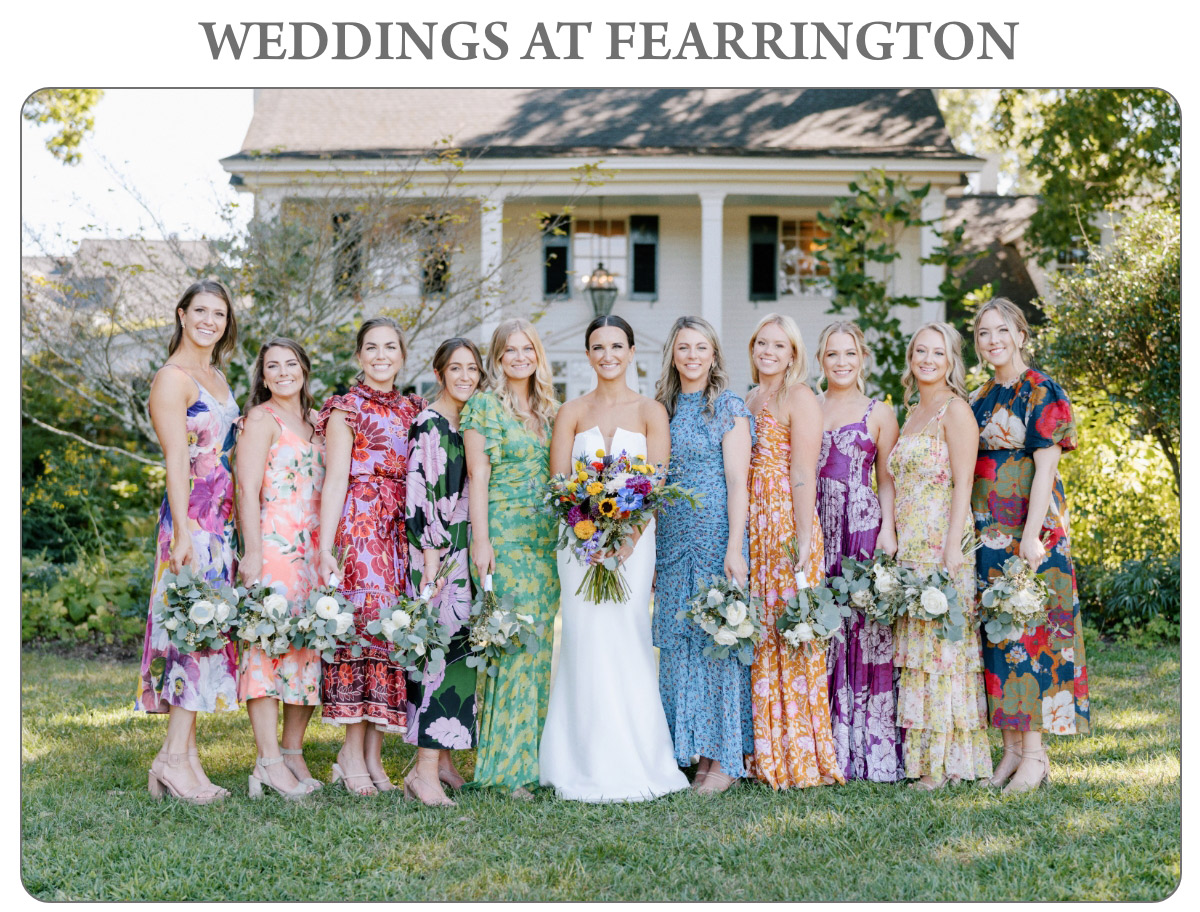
[228,88,968,161]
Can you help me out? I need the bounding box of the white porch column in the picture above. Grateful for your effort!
[478,193,505,346]
[920,188,946,324]
[699,191,726,329]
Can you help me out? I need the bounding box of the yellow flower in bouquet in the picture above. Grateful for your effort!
[586,481,605,496]
[598,498,617,517]
[573,519,597,539]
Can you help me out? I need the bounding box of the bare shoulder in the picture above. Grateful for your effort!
[870,400,900,433]
[785,382,820,418]
[943,397,978,434]
[240,405,278,439]
[640,395,669,424]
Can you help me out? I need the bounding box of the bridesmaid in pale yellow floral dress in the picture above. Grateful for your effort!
[236,339,325,799]
[888,323,992,789]
[744,314,843,789]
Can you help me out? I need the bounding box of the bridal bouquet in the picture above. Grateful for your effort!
[292,582,360,662]
[155,566,240,653]
[679,576,764,666]
[828,550,907,625]
[545,449,699,603]
[465,574,546,678]
[233,580,295,657]
[979,555,1051,644]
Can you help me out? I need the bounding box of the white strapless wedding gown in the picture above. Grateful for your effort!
[539,426,690,802]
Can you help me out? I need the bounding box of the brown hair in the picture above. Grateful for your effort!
[245,338,316,431]
[431,336,487,396]
[655,315,729,418]
[353,315,407,386]
[168,279,237,367]
[972,296,1032,364]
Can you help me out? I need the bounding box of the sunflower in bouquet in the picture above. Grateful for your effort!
[544,448,699,603]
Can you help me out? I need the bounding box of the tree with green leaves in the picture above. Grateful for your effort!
[993,89,1179,262]
[1041,203,1180,494]
[22,89,104,165]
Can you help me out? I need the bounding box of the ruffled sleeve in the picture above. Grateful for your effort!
[459,391,505,464]
[1025,371,1078,452]
[405,411,451,551]
[713,390,756,447]
[315,390,361,438]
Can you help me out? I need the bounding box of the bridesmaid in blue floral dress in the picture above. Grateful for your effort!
[137,280,240,804]
[653,316,755,794]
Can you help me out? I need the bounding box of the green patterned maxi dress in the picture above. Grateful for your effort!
[460,391,559,789]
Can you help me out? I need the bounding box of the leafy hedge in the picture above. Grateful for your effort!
[21,551,152,648]
[1077,553,1181,645]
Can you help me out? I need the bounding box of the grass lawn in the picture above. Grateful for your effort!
[21,635,1179,901]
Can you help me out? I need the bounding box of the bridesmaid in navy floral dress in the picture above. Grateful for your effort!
[970,298,1089,794]
[653,316,755,794]
[814,322,903,783]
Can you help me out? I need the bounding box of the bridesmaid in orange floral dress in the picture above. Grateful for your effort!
[236,339,325,799]
[744,314,843,789]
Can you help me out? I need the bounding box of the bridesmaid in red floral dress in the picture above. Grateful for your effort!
[316,317,424,796]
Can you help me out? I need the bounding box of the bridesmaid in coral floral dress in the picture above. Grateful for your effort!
[814,322,903,783]
[235,339,325,799]
[744,313,843,790]
[316,317,424,796]
[889,322,992,789]
[137,280,240,804]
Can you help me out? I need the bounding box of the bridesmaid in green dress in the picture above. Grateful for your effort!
[462,318,560,799]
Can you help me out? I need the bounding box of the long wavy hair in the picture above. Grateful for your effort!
[655,315,729,418]
[814,321,870,394]
[353,315,407,386]
[749,312,809,407]
[430,336,487,397]
[971,296,1033,365]
[900,321,968,406]
[486,318,558,429]
[245,338,315,431]
[168,279,237,367]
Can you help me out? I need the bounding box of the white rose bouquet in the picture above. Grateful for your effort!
[979,555,1051,644]
[894,565,970,642]
[678,576,764,666]
[155,566,240,653]
[775,579,849,652]
[232,581,297,657]
[826,550,906,625]
[291,581,361,663]
[365,590,449,683]
[465,575,546,678]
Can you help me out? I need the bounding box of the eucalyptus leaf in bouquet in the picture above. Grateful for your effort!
[233,580,296,657]
[678,575,764,666]
[155,566,240,653]
[775,580,849,651]
[827,549,906,625]
[294,582,361,663]
[894,564,970,642]
[465,574,546,677]
[365,592,448,682]
[979,554,1051,644]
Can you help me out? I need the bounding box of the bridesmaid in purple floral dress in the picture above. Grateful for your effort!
[814,322,903,782]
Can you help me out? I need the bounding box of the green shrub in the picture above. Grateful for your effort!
[21,551,152,648]
[1077,552,1180,644]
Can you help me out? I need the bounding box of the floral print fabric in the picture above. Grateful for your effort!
[404,408,476,749]
[747,405,843,789]
[817,400,902,782]
[237,406,325,706]
[136,374,240,713]
[970,368,1090,734]
[316,384,423,733]
[459,391,559,789]
[889,401,992,782]
[655,390,755,778]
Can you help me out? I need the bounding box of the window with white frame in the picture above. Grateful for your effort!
[749,215,831,301]
[573,218,627,295]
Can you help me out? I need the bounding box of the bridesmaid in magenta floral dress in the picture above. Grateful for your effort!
[316,317,424,796]
[137,280,240,804]
[814,322,903,782]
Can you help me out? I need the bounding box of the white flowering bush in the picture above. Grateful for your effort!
[155,566,240,653]
[465,575,546,678]
[678,576,764,666]
[979,555,1051,644]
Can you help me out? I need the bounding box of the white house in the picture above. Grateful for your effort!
[221,88,981,397]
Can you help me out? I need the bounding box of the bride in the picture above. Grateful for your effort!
[539,315,690,802]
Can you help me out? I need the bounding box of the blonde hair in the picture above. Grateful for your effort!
[486,318,558,429]
[749,313,809,406]
[972,296,1032,364]
[815,321,870,394]
[655,315,729,419]
[901,321,968,406]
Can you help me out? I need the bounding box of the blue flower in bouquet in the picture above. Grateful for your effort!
[615,489,644,513]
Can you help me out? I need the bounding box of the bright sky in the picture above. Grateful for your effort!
[21,89,255,256]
